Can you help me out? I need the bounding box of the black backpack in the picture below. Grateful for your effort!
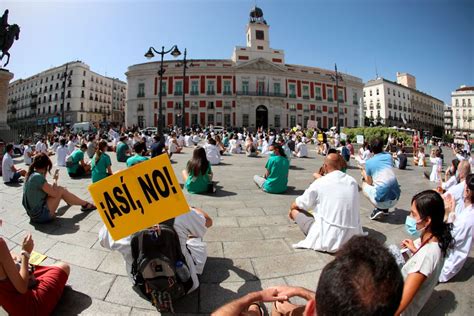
[130,223,193,313]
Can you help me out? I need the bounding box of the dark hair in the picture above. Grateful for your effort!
[465,174,474,204]
[340,140,346,146]
[316,236,403,316]
[411,190,454,256]
[133,141,146,155]
[371,138,384,154]
[60,138,66,146]
[120,135,127,142]
[80,143,87,150]
[95,140,108,163]
[187,147,209,176]
[5,143,13,152]
[451,159,459,175]
[208,138,216,145]
[26,153,52,181]
[328,148,338,154]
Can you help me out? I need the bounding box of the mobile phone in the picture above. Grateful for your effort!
[54,169,59,179]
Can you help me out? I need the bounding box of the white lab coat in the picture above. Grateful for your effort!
[293,171,365,253]
[439,204,474,282]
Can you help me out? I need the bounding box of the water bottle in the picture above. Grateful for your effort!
[175,260,190,282]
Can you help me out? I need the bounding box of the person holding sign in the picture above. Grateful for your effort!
[126,142,149,167]
[91,140,113,183]
[22,153,96,223]
[182,147,214,194]
[0,229,70,315]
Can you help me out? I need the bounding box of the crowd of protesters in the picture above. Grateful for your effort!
[0,123,473,315]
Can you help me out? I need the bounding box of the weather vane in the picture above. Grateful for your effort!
[0,9,21,68]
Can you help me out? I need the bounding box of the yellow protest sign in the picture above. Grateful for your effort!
[88,154,189,240]
[29,251,47,266]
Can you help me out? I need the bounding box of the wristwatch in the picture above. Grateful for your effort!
[20,250,30,259]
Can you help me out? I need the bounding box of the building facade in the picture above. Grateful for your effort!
[363,72,444,135]
[444,105,453,135]
[6,61,126,134]
[125,7,364,130]
[451,85,474,134]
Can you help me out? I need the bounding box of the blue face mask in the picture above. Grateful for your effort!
[405,216,422,237]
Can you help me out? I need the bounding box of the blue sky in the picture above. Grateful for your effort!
[3,0,473,104]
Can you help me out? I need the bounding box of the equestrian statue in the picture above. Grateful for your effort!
[0,10,21,68]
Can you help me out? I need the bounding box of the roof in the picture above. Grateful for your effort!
[456,86,474,92]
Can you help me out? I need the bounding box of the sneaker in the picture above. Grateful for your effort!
[369,208,384,220]
[382,209,389,215]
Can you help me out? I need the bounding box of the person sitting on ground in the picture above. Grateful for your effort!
[346,139,355,157]
[2,143,27,184]
[204,137,221,165]
[289,153,364,253]
[0,231,71,315]
[439,174,474,282]
[126,141,149,167]
[86,134,96,159]
[414,147,426,167]
[213,235,404,316]
[35,138,48,155]
[253,143,289,194]
[116,135,131,163]
[150,134,166,158]
[393,147,408,170]
[91,140,113,183]
[362,138,401,220]
[444,161,471,215]
[66,143,91,178]
[355,142,371,166]
[228,134,241,154]
[50,137,60,154]
[56,138,68,167]
[215,135,226,155]
[23,153,96,223]
[192,132,201,146]
[66,135,76,155]
[293,136,308,158]
[440,159,459,192]
[245,135,258,157]
[168,132,183,154]
[395,190,453,315]
[279,137,292,165]
[23,139,35,166]
[182,147,214,194]
[453,147,466,161]
[99,207,212,294]
[339,139,351,163]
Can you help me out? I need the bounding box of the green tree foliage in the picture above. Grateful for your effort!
[342,127,413,145]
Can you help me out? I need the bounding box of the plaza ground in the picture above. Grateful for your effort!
[0,146,473,315]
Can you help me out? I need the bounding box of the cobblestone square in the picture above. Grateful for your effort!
[1,147,472,315]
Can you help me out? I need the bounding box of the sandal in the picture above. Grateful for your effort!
[81,202,97,212]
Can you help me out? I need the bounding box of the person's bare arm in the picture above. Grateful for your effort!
[0,235,33,294]
[42,182,61,198]
[361,168,373,185]
[395,272,426,316]
[212,288,288,316]
[192,207,213,228]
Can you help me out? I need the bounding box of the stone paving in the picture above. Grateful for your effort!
[0,146,473,315]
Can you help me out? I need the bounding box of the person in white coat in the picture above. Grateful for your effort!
[439,174,474,282]
[98,207,212,294]
[288,153,365,253]
[204,138,221,165]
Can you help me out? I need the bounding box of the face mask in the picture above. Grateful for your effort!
[405,216,424,237]
[268,150,274,155]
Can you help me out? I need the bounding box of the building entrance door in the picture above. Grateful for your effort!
[255,105,268,129]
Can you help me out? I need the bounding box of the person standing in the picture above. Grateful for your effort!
[253,143,289,194]
[91,140,113,183]
[362,139,401,220]
[56,138,68,167]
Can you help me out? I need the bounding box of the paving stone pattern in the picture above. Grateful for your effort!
[0,146,472,315]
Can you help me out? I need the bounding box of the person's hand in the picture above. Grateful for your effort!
[22,233,34,253]
[443,193,455,214]
[258,287,289,302]
[401,239,416,253]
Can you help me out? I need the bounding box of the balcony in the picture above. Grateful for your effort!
[289,94,296,98]
[289,107,296,112]
[224,105,232,110]
[316,108,322,113]
[174,91,183,96]
[190,91,199,95]
[223,91,232,95]
[206,90,216,95]
[327,98,334,102]
[30,102,37,109]
[328,109,334,114]
[236,91,286,98]
[190,105,198,110]
[338,98,344,103]
[303,108,309,112]
[137,93,145,98]
[353,100,358,105]
[302,95,310,100]
[174,105,182,110]
[159,92,167,97]
[316,96,322,101]
[137,107,144,112]
[388,103,392,109]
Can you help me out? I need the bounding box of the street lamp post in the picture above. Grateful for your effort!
[329,63,343,133]
[181,49,187,130]
[145,45,181,134]
[61,63,72,129]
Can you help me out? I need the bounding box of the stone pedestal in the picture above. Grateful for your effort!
[0,69,14,130]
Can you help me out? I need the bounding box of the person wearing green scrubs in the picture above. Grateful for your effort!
[116,135,131,163]
[91,140,113,183]
[253,143,289,194]
[182,147,214,194]
[126,141,149,167]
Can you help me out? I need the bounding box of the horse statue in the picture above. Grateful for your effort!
[0,24,20,67]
